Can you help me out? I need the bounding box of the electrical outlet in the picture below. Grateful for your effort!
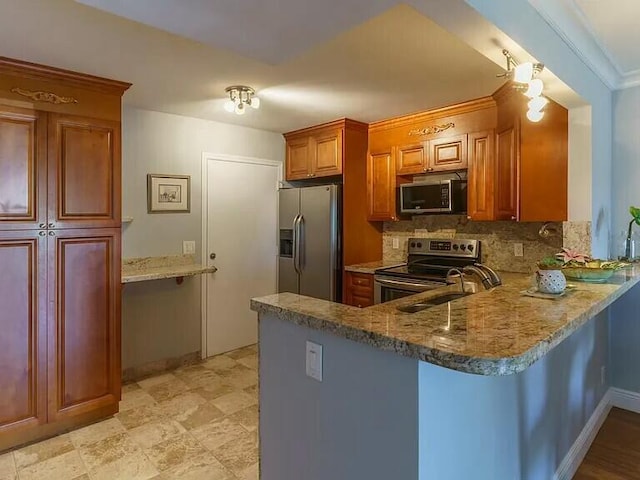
[392,237,400,249]
[601,366,606,386]
[306,341,323,382]
[514,243,524,257]
[183,240,196,255]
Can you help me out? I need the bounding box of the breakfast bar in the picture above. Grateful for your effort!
[251,267,640,480]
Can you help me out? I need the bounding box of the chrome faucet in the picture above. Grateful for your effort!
[446,268,466,293]
[462,265,494,290]
[474,263,502,287]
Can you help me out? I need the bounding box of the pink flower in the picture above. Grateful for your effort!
[556,248,590,265]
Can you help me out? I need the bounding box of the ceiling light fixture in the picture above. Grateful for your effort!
[224,85,260,115]
[498,49,547,122]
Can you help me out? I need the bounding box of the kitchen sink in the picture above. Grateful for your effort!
[397,292,473,313]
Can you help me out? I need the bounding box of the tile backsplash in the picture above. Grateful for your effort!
[383,216,566,273]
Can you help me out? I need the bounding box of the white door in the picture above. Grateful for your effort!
[205,157,280,357]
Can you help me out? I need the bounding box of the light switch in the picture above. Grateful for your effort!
[514,243,524,257]
[306,341,323,382]
[392,237,400,249]
[183,240,196,255]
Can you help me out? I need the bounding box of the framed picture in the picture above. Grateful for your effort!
[147,174,191,213]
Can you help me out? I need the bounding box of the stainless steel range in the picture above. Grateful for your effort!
[374,237,500,304]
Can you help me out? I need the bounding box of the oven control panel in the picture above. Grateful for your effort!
[407,238,480,259]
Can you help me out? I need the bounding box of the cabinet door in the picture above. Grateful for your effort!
[495,125,519,221]
[428,134,468,172]
[396,143,428,175]
[312,129,343,177]
[48,228,121,422]
[367,150,397,221]
[0,105,46,230]
[286,136,311,180]
[48,114,121,229]
[0,231,47,442]
[344,272,374,308]
[467,131,495,221]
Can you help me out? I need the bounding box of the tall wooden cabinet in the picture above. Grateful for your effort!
[0,57,129,451]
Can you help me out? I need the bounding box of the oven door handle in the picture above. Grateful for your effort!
[374,278,438,291]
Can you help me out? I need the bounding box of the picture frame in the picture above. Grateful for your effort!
[147,174,191,213]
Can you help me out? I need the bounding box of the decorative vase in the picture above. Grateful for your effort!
[536,269,567,294]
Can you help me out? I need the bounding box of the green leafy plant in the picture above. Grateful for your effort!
[625,206,640,259]
[537,257,564,270]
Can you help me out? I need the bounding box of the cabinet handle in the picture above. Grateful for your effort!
[38,231,46,236]
[48,231,56,236]
[47,223,54,228]
[39,223,46,228]
[467,216,472,220]
[428,167,434,172]
[511,216,517,220]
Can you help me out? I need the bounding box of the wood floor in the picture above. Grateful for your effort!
[574,407,640,479]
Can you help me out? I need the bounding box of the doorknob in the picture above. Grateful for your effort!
[209,253,216,260]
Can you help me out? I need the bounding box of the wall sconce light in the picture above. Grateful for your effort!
[498,49,547,122]
[224,85,260,115]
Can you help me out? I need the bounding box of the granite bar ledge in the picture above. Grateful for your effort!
[251,267,640,375]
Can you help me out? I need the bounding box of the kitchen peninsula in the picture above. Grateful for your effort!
[251,267,640,479]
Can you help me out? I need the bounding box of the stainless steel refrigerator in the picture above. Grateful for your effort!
[278,185,341,302]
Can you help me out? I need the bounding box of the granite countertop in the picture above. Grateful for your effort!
[122,255,218,284]
[251,267,640,376]
[344,260,405,274]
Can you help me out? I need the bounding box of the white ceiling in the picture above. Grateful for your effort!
[528,0,640,89]
[573,0,640,78]
[0,0,574,132]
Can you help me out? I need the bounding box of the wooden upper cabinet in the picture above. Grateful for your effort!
[0,231,47,443]
[286,136,311,180]
[367,150,396,221]
[312,129,343,177]
[396,143,427,175]
[495,125,519,221]
[429,134,468,172]
[0,105,46,230]
[467,130,495,221]
[284,122,345,181]
[48,114,121,229]
[47,228,121,422]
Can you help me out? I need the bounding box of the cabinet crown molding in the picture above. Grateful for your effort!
[0,57,131,95]
[283,117,368,138]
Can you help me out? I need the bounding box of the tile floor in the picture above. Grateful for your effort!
[0,345,259,480]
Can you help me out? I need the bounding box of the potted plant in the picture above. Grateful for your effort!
[555,248,629,283]
[536,257,567,294]
[624,206,640,260]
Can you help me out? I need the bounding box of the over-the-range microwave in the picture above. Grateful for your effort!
[399,179,467,214]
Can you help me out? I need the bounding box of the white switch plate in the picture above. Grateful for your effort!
[306,341,323,382]
[183,240,196,255]
[514,243,524,257]
[392,237,400,249]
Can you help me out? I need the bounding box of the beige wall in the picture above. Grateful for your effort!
[121,107,284,372]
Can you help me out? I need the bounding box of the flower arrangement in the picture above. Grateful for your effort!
[538,248,631,282]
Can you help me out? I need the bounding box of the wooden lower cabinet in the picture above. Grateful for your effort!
[0,228,121,451]
[0,231,47,441]
[48,228,121,423]
[344,272,374,308]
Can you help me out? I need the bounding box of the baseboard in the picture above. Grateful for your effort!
[122,351,201,383]
[553,389,612,480]
[610,387,640,413]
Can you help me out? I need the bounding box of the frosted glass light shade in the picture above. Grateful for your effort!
[524,79,544,98]
[528,96,549,112]
[224,100,236,112]
[235,103,246,115]
[513,62,534,83]
[250,96,260,109]
[526,109,544,122]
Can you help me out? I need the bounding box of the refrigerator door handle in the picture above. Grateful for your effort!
[297,215,305,272]
[292,214,301,275]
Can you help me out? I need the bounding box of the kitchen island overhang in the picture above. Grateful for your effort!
[252,269,640,480]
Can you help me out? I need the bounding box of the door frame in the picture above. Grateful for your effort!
[200,152,283,358]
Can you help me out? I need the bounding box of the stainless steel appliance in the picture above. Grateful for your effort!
[278,185,341,302]
[374,237,481,304]
[399,179,467,214]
